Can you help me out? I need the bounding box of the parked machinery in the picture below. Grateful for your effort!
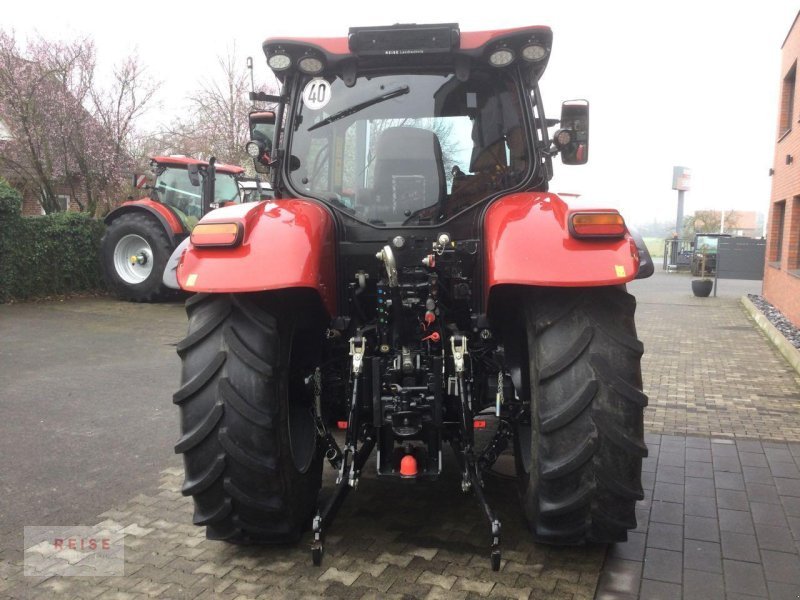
[101,156,243,301]
[165,23,654,568]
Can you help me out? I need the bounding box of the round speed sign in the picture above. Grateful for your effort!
[302,79,331,110]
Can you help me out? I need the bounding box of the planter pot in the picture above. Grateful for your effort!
[692,279,713,297]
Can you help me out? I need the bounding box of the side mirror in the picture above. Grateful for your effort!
[553,100,589,165]
[187,164,201,187]
[247,110,276,175]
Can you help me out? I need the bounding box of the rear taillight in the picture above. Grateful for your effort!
[569,212,626,238]
[190,222,243,247]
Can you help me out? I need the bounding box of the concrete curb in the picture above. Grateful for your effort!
[741,295,800,376]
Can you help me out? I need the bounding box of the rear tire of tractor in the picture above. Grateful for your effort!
[101,213,173,302]
[174,293,323,544]
[512,286,648,544]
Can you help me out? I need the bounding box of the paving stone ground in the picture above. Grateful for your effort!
[634,275,800,442]
[2,272,800,599]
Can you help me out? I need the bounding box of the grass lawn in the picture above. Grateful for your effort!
[643,237,665,258]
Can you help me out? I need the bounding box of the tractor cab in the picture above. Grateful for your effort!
[248,24,588,225]
[238,177,274,202]
[147,156,243,229]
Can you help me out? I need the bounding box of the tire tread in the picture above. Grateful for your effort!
[514,287,648,544]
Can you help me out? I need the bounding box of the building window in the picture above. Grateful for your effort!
[780,63,796,137]
[770,200,786,264]
[791,196,800,271]
[56,195,70,212]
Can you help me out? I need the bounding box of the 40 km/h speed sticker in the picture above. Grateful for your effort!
[302,79,331,110]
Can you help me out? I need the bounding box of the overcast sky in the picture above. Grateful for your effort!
[5,0,798,227]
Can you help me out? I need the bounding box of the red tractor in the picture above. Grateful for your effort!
[164,24,654,568]
[101,156,244,301]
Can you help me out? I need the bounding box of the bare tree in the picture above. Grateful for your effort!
[164,44,252,166]
[90,54,158,214]
[0,31,91,213]
[162,44,280,169]
[0,30,156,215]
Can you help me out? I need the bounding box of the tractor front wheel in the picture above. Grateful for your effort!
[512,286,648,544]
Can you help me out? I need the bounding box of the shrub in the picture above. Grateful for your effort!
[0,179,106,301]
[0,177,22,217]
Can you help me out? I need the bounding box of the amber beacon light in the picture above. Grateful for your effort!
[190,222,243,247]
[569,212,626,238]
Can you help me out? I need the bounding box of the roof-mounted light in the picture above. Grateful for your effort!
[298,53,325,75]
[267,48,291,71]
[521,43,547,62]
[488,46,515,68]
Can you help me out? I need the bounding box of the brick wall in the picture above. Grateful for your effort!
[764,12,800,327]
[18,185,86,216]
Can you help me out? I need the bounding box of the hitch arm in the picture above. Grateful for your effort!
[311,436,375,566]
[451,440,503,571]
[468,464,502,571]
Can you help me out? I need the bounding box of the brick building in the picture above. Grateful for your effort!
[0,117,87,216]
[765,11,800,326]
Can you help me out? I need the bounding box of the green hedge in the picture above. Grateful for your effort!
[0,179,106,302]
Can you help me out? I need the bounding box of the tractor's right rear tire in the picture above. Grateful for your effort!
[511,286,648,544]
[174,293,323,544]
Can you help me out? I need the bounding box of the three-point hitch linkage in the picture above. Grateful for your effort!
[309,333,510,571]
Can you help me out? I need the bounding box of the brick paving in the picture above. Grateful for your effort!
[595,274,800,599]
[635,277,800,442]
[596,434,800,599]
[2,272,800,599]
[2,463,605,599]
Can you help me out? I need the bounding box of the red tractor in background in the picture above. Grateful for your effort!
[101,156,244,301]
[164,23,654,569]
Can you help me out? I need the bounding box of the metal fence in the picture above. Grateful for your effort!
[663,238,693,271]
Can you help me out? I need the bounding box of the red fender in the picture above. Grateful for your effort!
[484,192,640,302]
[176,200,337,316]
[105,199,186,242]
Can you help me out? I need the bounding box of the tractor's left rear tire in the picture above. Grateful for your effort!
[174,293,323,544]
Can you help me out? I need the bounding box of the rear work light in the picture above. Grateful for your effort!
[298,53,325,75]
[521,43,547,62]
[190,222,243,247]
[488,46,515,67]
[569,212,627,238]
[267,48,292,71]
